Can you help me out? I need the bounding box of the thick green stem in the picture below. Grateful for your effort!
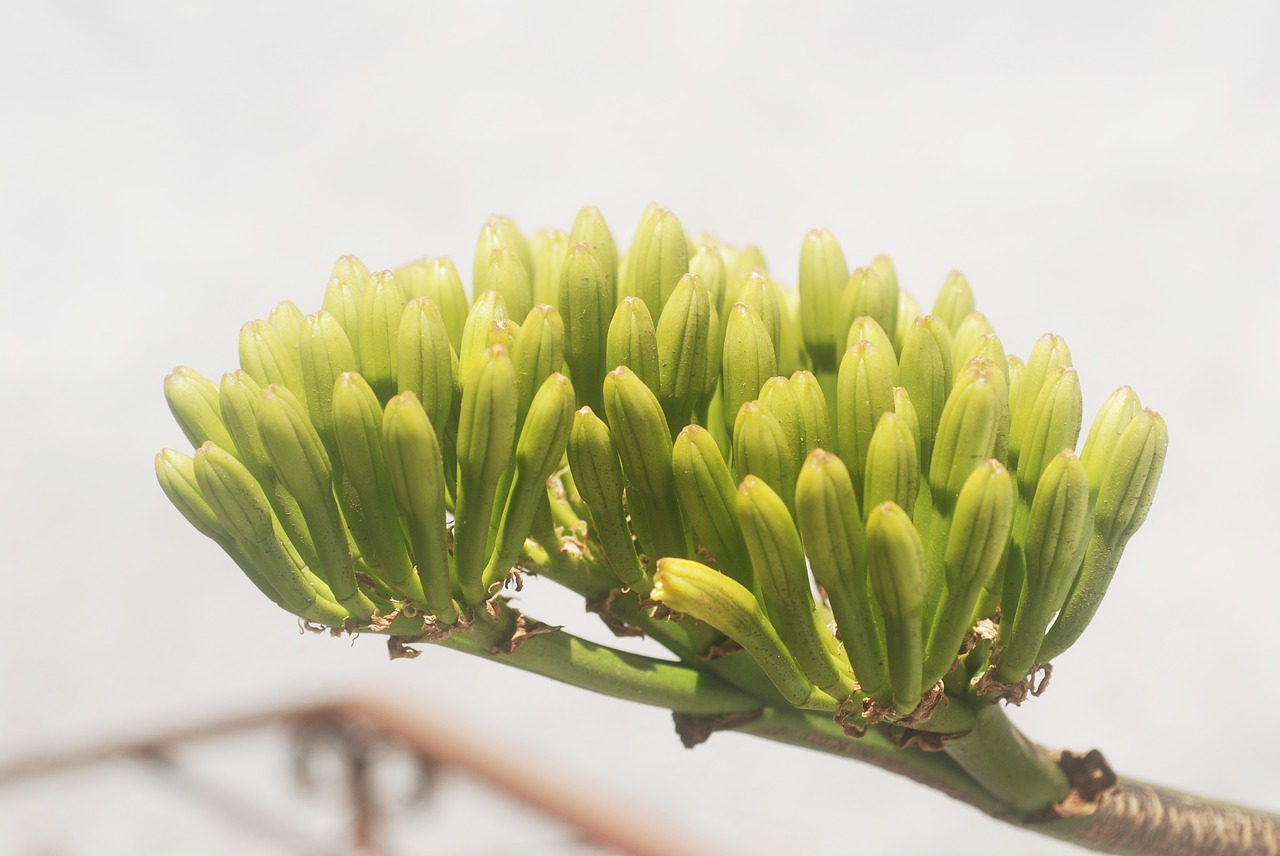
[943,702,1069,812]
[435,605,762,715]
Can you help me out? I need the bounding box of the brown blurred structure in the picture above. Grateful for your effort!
[0,697,711,856]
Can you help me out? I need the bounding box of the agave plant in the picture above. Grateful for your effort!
[157,205,1276,853]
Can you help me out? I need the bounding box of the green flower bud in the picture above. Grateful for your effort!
[734,272,783,366]
[239,319,306,403]
[298,310,358,454]
[1009,334,1072,464]
[671,425,754,593]
[891,386,921,464]
[865,501,926,714]
[332,371,417,597]
[329,254,371,295]
[453,345,519,605]
[396,257,469,354]
[838,266,893,358]
[458,290,509,383]
[870,254,901,343]
[355,271,406,403]
[567,406,649,591]
[863,412,920,523]
[760,376,804,479]
[845,316,899,385]
[893,289,922,354]
[721,302,778,438]
[996,451,1089,682]
[1017,366,1083,498]
[1080,386,1144,508]
[733,245,769,277]
[959,333,1010,391]
[156,448,235,545]
[794,449,889,704]
[569,205,618,300]
[529,229,571,308]
[219,370,319,570]
[602,366,688,561]
[165,366,236,452]
[898,315,953,472]
[475,245,533,323]
[1039,409,1167,661]
[651,558,820,709]
[268,300,306,353]
[932,270,975,334]
[921,460,1014,689]
[656,273,713,435]
[560,241,613,414]
[475,214,533,292]
[256,384,375,619]
[606,296,661,397]
[790,370,833,460]
[396,297,456,436]
[951,312,994,376]
[836,339,897,496]
[690,243,728,319]
[1006,353,1025,414]
[484,373,576,591]
[486,318,519,354]
[511,304,566,430]
[732,401,796,509]
[322,276,362,363]
[929,359,1004,512]
[620,206,688,321]
[738,476,853,698]
[382,391,458,624]
[192,442,347,625]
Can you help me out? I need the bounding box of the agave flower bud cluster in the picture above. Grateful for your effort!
[159,206,1166,727]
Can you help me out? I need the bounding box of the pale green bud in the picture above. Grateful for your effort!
[929,359,1004,513]
[484,373,576,590]
[560,241,613,414]
[836,339,897,495]
[921,460,1014,689]
[671,425,754,593]
[255,384,375,618]
[239,319,306,403]
[790,370,833,460]
[396,297,456,436]
[845,316,899,384]
[568,205,617,301]
[870,254,900,342]
[759,376,805,479]
[734,272,783,365]
[732,401,796,508]
[511,304,566,429]
[568,406,649,591]
[893,289,923,354]
[863,412,920,523]
[951,312,994,377]
[356,271,407,403]
[1009,333,1072,463]
[932,270,975,334]
[606,295,660,396]
[652,558,818,708]
[721,302,778,439]
[899,315,953,472]
[794,449,889,703]
[656,273,713,435]
[838,267,893,358]
[165,366,236,452]
[475,214,533,288]
[329,254,371,295]
[865,501,926,714]
[528,229,571,308]
[738,476,852,698]
[268,300,306,352]
[621,206,688,322]
[602,365,688,560]
[458,290,509,383]
[1080,386,1143,507]
[322,275,362,362]
[397,257,468,354]
[453,345,519,604]
[690,244,728,319]
[1017,366,1083,498]
[798,228,849,373]
[475,246,533,325]
[298,310,358,453]
[382,391,457,624]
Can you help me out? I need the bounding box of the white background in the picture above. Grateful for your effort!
[2,2,1278,853]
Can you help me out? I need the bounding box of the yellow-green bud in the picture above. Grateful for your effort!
[397,257,468,354]
[863,412,920,523]
[606,295,660,397]
[475,245,533,326]
[1009,333,1072,464]
[1080,386,1143,508]
[932,270,975,334]
[458,290,509,383]
[929,358,1004,513]
[656,273,714,435]
[620,206,688,322]
[396,297,456,436]
[899,315,953,472]
[569,205,617,301]
[560,241,613,415]
[511,304,566,429]
[239,319,306,403]
[732,401,796,508]
[671,425,754,593]
[838,266,894,359]
[845,316,899,385]
[836,339,897,496]
[736,271,783,365]
[1017,366,1083,498]
[298,310,358,453]
[869,254,900,342]
[568,407,649,591]
[865,501,926,714]
[529,229,571,308]
[165,366,236,452]
[354,271,405,403]
[721,302,778,440]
